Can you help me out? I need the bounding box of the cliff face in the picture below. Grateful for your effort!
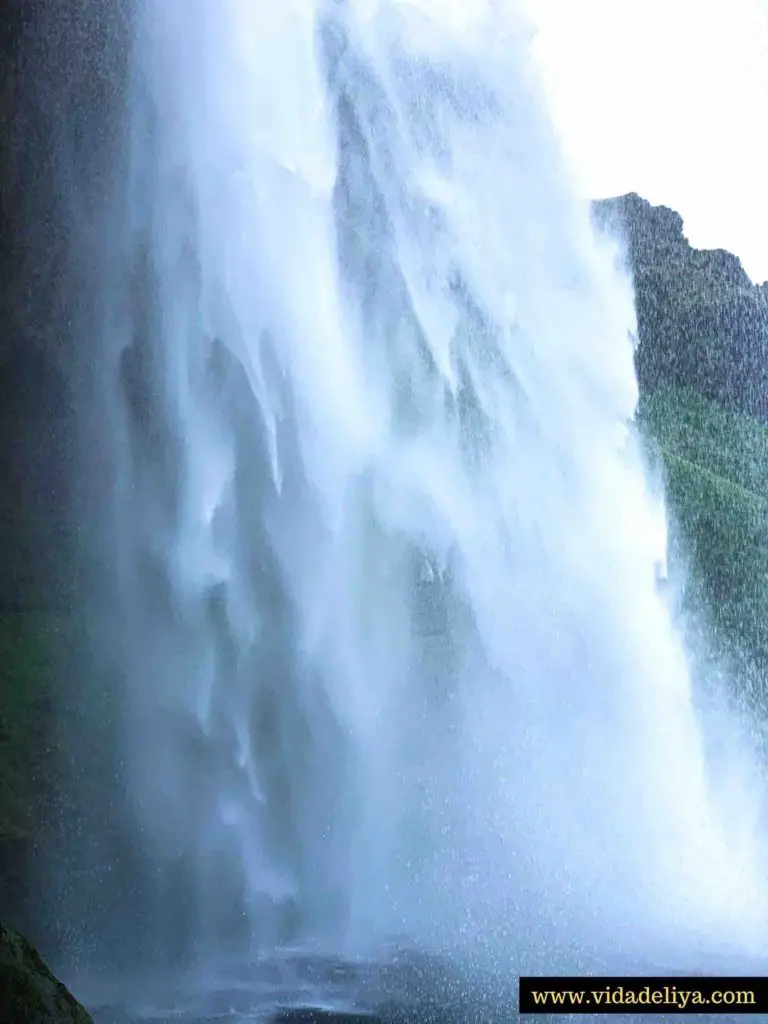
[594,195,768,709]
[0,1,135,949]
[593,192,768,422]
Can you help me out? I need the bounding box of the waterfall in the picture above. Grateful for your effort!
[79,0,768,977]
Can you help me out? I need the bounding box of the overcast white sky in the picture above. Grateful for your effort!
[522,0,768,283]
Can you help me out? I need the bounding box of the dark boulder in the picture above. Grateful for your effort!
[0,921,93,1023]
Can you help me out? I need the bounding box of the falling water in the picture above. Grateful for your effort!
[85,0,768,1002]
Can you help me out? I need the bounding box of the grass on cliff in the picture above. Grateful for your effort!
[639,387,768,692]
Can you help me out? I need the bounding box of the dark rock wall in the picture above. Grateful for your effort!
[0,0,133,953]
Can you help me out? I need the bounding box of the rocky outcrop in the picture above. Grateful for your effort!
[593,192,768,421]
[0,921,93,1023]
[595,195,768,695]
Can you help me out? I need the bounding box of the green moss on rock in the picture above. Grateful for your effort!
[639,387,768,709]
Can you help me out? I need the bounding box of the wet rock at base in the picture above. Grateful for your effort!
[0,921,93,1023]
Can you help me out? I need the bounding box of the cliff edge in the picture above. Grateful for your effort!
[594,192,768,422]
